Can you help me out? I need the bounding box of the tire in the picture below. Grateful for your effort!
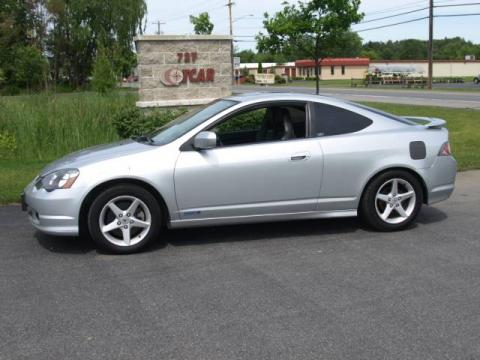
[360,170,423,231]
[474,78,480,84]
[87,184,163,254]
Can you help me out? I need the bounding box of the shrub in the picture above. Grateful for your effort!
[0,131,17,159]
[275,75,287,84]
[113,106,188,139]
[244,74,255,84]
[92,48,118,93]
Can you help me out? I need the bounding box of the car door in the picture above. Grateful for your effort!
[173,101,324,220]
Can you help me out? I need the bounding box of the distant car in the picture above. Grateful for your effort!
[22,93,457,253]
[474,75,480,84]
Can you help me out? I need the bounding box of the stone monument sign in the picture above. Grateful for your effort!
[134,35,233,107]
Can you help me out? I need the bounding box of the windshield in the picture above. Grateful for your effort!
[149,99,238,145]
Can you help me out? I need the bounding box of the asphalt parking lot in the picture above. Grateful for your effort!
[1,171,479,360]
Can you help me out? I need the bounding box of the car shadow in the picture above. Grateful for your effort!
[35,206,448,254]
[163,217,362,247]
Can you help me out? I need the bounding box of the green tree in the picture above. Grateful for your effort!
[92,47,117,93]
[189,12,214,35]
[257,0,363,94]
[235,49,256,63]
[14,46,48,90]
[323,31,363,58]
[47,0,146,87]
[257,62,263,74]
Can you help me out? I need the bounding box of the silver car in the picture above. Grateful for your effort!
[22,93,456,253]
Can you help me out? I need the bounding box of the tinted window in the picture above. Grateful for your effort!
[313,103,372,137]
[350,102,417,125]
[209,103,307,147]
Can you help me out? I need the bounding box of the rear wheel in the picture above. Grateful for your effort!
[360,170,423,231]
[474,77,480,84]
[87,184,162,253]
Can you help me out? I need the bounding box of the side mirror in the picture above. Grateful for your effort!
[194,131,217,150]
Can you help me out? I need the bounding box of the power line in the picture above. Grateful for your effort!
[356,16,429,32]
[359,6,429,24]
[435,2,480,8]
[436,12,480,16]
[357,2,480,26]
[356,12,480,32]
[363,0,427,17]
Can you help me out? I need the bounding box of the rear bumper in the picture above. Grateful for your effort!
[22,182,82,236]
[422,156,457,205]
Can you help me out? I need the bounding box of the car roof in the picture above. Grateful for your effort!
[225,92,348,107]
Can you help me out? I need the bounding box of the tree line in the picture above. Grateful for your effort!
[236,35,480,64]
[0,0,146,94]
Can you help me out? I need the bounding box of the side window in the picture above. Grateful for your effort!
[313,103,372,137]
[214,108,265,135]
[210,103,307,147]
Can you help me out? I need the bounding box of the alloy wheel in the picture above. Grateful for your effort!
[98,195,152,247]
[375,178,416,225]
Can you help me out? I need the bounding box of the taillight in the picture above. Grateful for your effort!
[438,142,452,156]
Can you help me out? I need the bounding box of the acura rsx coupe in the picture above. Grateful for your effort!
[22,93,456,253]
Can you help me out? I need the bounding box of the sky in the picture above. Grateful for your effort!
[144,0,480,51]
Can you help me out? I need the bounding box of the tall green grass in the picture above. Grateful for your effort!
[0,91,136,160]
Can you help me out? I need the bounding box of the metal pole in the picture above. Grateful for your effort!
[428,0,433,90]
[227,0,235,85]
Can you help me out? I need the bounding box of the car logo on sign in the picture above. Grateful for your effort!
[160,69,184,86]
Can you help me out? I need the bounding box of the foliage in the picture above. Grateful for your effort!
[257,62,263,74]
[189,12,214,35]
[112,106,188,139]
[0,0,146,91]
[275,74,286,84]
[14,46,48,90]
[0,131,17,159]
[92,47,118,93]
[0,90,136,160]
[256,0,363,94]
[363,37,480,61]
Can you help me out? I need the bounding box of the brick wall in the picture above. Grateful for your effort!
[135,35,233,107]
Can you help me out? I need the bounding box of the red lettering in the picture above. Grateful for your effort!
[191,52,198,63]
[196,68,205,82]
[177,53,183,63]
[188,68,197,82]
[206,68,215,82]
[184,52,190,63]
[181,69,189,83]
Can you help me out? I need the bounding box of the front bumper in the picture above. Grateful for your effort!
[22,182,82,236]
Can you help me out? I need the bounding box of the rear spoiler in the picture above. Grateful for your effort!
[402,116,446,129]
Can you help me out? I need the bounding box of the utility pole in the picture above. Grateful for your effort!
[427,0,433,90]
[227,0,234,36]
[227,0,235,85]
[152,20,165,35]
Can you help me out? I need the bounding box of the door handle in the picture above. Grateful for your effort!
[290,152,310,161]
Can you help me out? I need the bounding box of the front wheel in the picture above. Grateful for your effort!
[87,184,163,253]
[360,171,423,231]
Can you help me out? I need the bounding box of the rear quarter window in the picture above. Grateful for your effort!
[312,103,373,137]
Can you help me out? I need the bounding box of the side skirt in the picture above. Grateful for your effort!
[168,209,357,229]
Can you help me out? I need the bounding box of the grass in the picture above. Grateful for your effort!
[0,159,51,204]
[0,90,135,160]
[0,91,479,204]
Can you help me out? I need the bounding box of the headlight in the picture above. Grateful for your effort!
[35,169,80,192]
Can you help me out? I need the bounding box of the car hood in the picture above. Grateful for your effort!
[40,139,153,176]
